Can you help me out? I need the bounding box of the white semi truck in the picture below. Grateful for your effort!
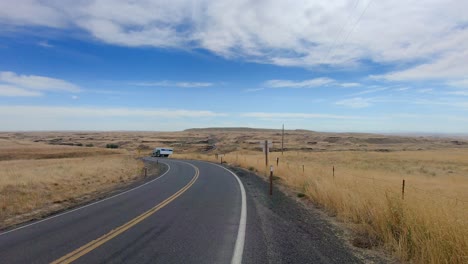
[152,148,173,157]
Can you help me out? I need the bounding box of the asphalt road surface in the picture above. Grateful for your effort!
[0,158,363,264]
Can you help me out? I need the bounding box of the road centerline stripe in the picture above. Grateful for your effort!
[51,163,199,264]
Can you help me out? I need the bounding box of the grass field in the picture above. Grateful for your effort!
[174,149,468,264]
[0,140,144,229]
[1,129,467,263]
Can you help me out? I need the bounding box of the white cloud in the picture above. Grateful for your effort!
[263,79,362,89]
[335,97,373,108]
[131,81,213,88]
[351,87,388,96]
[0,85,42,97]
[0,1,66,27]
[84,89,128,95]
[1,0,467,82]
[264,78,335,88]
[38,40,54,48]
[340,82,361,87]
[175,82,213,88]
[0,105,226,118]
[417,88,433,94]
[372,50,468,81]
[447,79,468,88]
[243,88,264,93]
[0,71,80,92]
[241,112,362,120]
[446,91,468,96]
[394,87,409,91]
[0,105,227,131]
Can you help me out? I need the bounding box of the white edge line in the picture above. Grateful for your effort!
[0,159,171,236]
[198,161,246,264]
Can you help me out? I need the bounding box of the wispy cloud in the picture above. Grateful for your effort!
[447,79,468,88]
[370,50,468,82]
[446,91,468,96]
[0,106,226,118]
[84,89,128,95]
[131,81,213,88]
[243,88,264,93]
[241,112,363,120]
[394,87,409,92]
[0,71,80,92]
[340,82,361,87]
[335,97,373,108]
[38,40,54,48]
[264,78,334,89]
[417,88,433,94]
[176,82,213,88]
[1,1,466,81]
[0,106,227,131]
[0,85,42,97]
[351,87,388,96]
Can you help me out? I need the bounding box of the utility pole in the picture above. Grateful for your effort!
[265,140,269,167]
[281,124,284,156]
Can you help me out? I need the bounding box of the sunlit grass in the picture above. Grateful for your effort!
[0,142,144,228]
[174,149,468,264]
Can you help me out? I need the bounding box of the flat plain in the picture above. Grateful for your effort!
[1,128,467,263]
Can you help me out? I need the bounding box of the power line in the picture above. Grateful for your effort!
[323,0,374,64]
[320,0,360,64]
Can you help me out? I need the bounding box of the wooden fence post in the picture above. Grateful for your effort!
[270,165,273,196]
[402,179,405,200]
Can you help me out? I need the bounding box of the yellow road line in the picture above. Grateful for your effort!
[52,165,199,264]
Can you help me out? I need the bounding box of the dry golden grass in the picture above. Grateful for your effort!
[2,130,468,262]
[0,144,120,161]
[174,149,468,264]
[0,140,144,229]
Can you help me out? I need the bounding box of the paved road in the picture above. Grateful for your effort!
[0,158,363,264]
[0,159,246,263]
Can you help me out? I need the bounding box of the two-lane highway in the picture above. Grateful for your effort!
[0,159,246,263]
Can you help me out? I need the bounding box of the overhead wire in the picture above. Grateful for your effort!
[322,0,374,65]
[320,0,361,64]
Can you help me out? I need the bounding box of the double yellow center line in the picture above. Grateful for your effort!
[52,164,199,264]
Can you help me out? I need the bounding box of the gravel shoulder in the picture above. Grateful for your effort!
[227,165,393,264]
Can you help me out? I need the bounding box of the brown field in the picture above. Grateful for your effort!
[0,138,145,229]
[1,129,468,263]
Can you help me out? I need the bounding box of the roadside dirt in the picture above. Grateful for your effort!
[228,165,398,264]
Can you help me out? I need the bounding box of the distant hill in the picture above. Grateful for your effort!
[184,127,285,132]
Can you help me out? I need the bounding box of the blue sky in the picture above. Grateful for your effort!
[1,0,468,132]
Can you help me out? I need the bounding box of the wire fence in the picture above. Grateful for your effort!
[223,153,468,208]
[334,166,468,206]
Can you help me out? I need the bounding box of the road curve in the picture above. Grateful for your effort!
[0,159,246,263]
